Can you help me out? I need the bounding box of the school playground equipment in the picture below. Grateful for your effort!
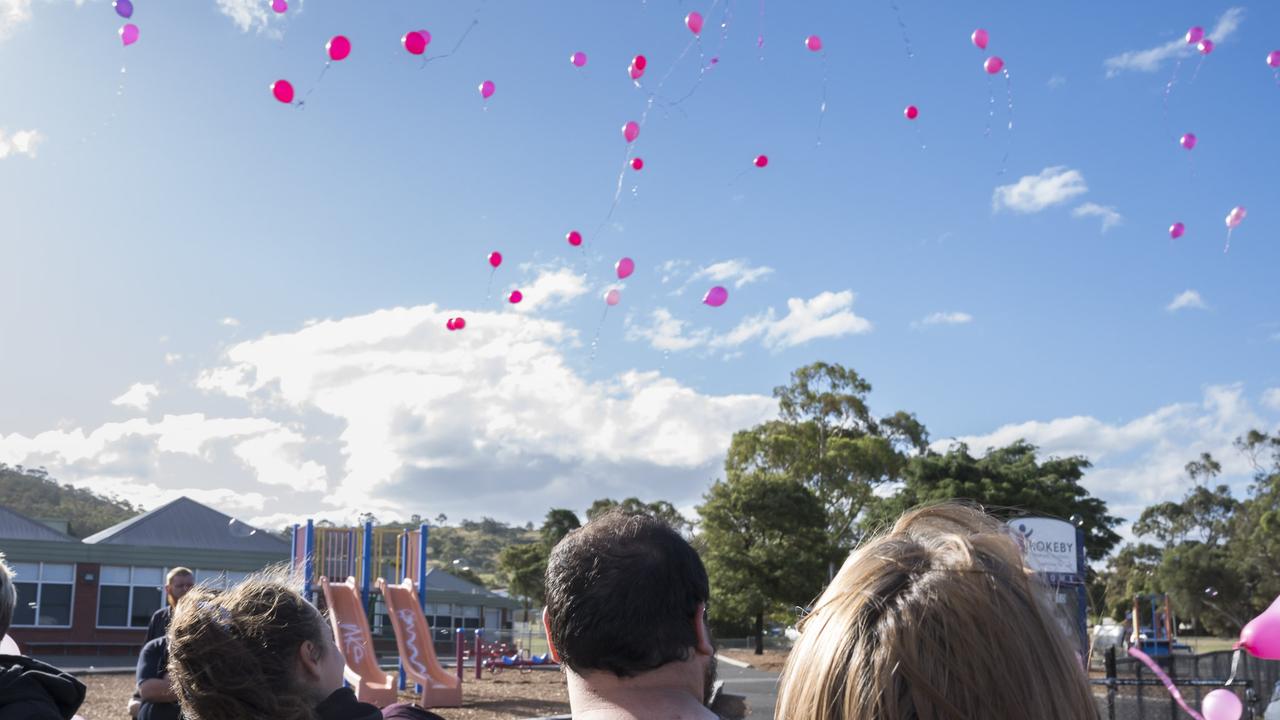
[377,577,463,707]
[1130,593,1192,657]
[320,576,398,707]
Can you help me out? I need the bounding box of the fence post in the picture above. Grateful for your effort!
[1167,655,1177,720]
[456,629,464,683]
[475,629,484,680]
[1105,646,1117,720]
[304,519,315,603]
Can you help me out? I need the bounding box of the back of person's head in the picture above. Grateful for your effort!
[777,502,1096,720]
[545,509,709,677]
[167,567,329,720]
[0,552,15,638]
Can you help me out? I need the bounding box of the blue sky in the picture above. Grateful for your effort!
[0,1,1277,537]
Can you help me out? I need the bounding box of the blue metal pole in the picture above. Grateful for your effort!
[1075,526,1088,661]
[417,523,428,610]
[304,519,315,603]
[361,521,373,607]
[290,523,299,580]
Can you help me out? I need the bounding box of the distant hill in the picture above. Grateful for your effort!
[378,516,538,587]
[0,464,141,539]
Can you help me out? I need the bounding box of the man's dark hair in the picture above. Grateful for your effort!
[545,509,710,677]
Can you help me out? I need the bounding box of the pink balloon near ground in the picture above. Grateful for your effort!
[971,28,988,50]
[566,230,582,247]
[479,80,495,99]
[570,51,587,68]
[1185,26,1204,44]
[271,80,294,104]
[703,286,728,307]
[622,120,640,143]
[904,105,919,120]
[119,23,139,46]
[327,35,351,62]
[805,35,822,52]
[1198,39,1214,55]
[984,56,1004,74]
[1239,595,1280,659]
[615,257,635,280]
[271,0,287,13]
[488,251,502,268]
[508,290,523,304]
[685,11,703,35]
[1201,689,1242,720]
[1180,133,1196,150]
[402,31,427,55]
[754,154,768,168]
[1169,222,1185,239]
[604,289,621,306]
[1225,206,1246,229]
[1268,51,1280,68]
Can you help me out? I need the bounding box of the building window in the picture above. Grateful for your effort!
[9,562,75,628]
[97,566,164,628]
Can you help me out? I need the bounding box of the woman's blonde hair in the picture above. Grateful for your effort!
[167,566,330,720]
[776,502,1096,720]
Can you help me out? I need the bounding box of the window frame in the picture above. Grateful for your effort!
[95,565,166,630]
[8,562,76,629]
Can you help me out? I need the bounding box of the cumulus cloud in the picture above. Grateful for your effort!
[993,166,1088,214]
[691,259,775,289]
[917,311,973,327]
[112,383,159,411]
[0,129,43,159]
[510,266,588,313]
[715,291,872,350]
[1072,203,1123,232]
[1166,290,1206,312]
[1104,7,1244,77]
[220,317,240,327]
[215,0,301,35]
[626,309,712,352]
[0,0,31,40]
[1261,388,1280,412]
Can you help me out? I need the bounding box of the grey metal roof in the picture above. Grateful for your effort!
[82,496,289,553]
[0,504,78,542]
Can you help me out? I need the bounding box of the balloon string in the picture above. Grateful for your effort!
[421,17,480,68]
[816,50,829,147]
[667,1,733,108]
[985,74,994,139]
[485,267,496,299]
[1226,648,1241,684]
[1162,56,1183,138]
[298,61,331,108]
[757,0,765,60]
[588,305,610,362]
[888,0,914,60]
[998,67,1013,175]
[1224,227,1232,254]
[1189,54,1207,85]
[1126,647,1205,720]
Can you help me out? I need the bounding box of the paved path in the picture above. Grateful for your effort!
[716,663,780,719]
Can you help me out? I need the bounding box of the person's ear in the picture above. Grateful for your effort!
[296,640,323,680]
[692,602,713,657]
[542,607,561,663]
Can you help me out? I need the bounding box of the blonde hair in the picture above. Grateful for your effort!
[167,567,329,720]
[776,503,1096,720]
[166,566,194,607]
[0,553,16,637]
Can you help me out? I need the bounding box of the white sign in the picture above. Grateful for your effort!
[1007,517,1078,575]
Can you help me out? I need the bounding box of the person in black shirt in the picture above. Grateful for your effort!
[136,637,182,720]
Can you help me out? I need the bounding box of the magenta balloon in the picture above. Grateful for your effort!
[1169,222,1185,239]
[454,317,466,330]
[615,257,635,280]
[1225,206,1247,229]
[418,29,432,47]
[571,51,587,67]
[402,31,427,55]
[446,318,456,331]
[622,120,640,143]
[119,23,139,46]
[271,0,287,13]
[488,251,503,268]
[1198,38,1214,55]
[685,11,703,35]
[1180,133,1197,150]
[971,28,988,50]
[113,0,133,19]
[984,56,1004,74]
[327,35,351,61]
[479,80,495,99]
[1185,26,1204,45]
[604,289,621,306]
[567,230,583,247]
[805,34,822,52]
[508,290,523,304]
[1268,51,1280,68]
[1201,689,1243,720]
[1239,595,1280,659]
[703,286,728,307]
[629,63,644,80]
[271,79,294,104]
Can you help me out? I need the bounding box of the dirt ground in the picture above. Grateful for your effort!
[720,648,790,673]
[75,669,569,720]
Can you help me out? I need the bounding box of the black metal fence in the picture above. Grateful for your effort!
[1092,647,1279,719]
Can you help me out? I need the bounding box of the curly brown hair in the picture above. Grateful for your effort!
[167,566,330,720]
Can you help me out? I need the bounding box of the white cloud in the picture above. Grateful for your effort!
[221,317,240,327]
[1261,388,1280,412]
[993,166,1088,214]
[0,129,43,159]
[626,309,712,352]
[691,259,775,289]
[659,260,691,285]
[215,0,301,35]
[1104,7,1245,77]
[1047,74,1067,89]
[510,266,588,313]
[918,311,973,327]
[1166,290,1206,312]
[715,291,872,351]
[0,0,31,40]
[163,353,183,366]
[112,383,159,411]
[1072,203,1123,232]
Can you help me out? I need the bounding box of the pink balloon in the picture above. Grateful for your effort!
[1180,133,1197,150]
[905,105,919,120]
[271,0,287,13]
[686,11,703,35]
[1198,38,1214,55]
[271,79,294,104]
[1202,689,1242,720]
[604,288,621,306]
[1186,26,1204,45]
[805,35,822,52]
[453,317,466,330]
[634,55,647,71]
[629,63,644,80]
[327,35,351,62]
[446,318,456,331]
[622,120,640,143]
[1169,222,1185,239]
[508,290,523,304]
[631,157,644,171]
[754,154,768,168]
[488,251,502,268]
[971,28,989,50]
[1268,51,1280,69]
[567,230,583,247]
[479,80,495,99]
[1239,595,1280,659]
[703,286,728,307]
[615,257,635,280]
[119,23,139,46]
[570,51,587,68]
[984,56,1004,74]
[402,31,427,55]
[1225,206,1247,229]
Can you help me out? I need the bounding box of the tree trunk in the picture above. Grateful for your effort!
[754,610,765,655]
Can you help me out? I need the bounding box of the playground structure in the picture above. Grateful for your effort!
[377,578,462,707]
[1129,593,1192,657]
[320,576,398,706]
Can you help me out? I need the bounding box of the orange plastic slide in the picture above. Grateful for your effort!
[377,578,463,708]
[320,576,397,707]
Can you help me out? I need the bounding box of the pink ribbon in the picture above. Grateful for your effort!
[1126,646,1204,720]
